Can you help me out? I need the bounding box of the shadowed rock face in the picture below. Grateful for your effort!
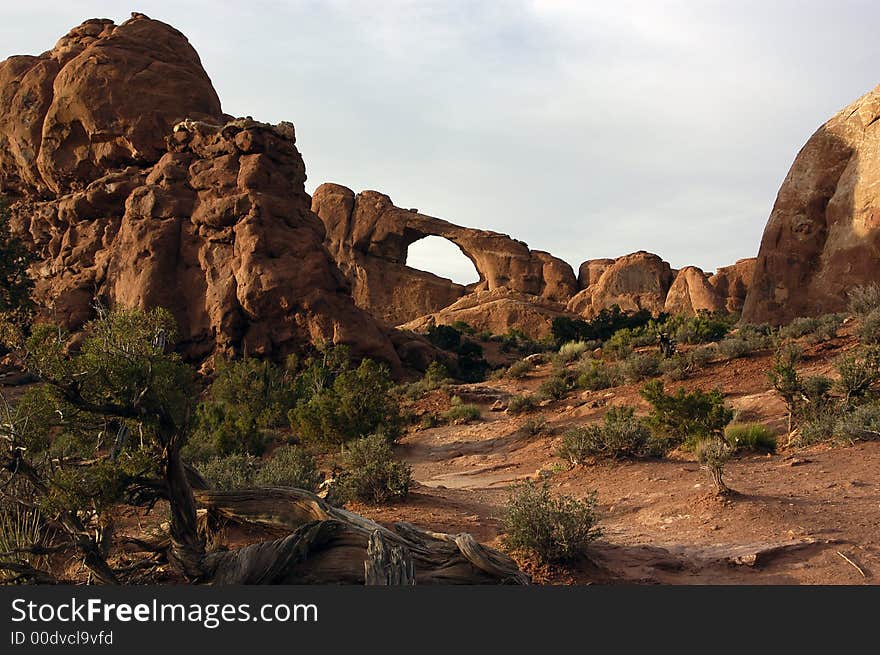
[312,183,578,324]
[0,15,407,369]
[743,83,880,325]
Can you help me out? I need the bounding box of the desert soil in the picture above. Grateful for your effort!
[354,331,880,584]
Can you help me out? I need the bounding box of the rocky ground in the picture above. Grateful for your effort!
[353,327,880,585]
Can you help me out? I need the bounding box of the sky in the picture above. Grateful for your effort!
[2,1,878,284]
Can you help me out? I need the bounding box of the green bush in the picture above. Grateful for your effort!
[522,416,548,436]
[557,406,658,463]
[672,311,732,344]
[832,403,880,442]
[506,359,534,379]
[848,284,880,317]
[289,357,403,446]
[576,360,622,390]
[501,480,601,563]
[254,446,322,491]
[558,340,590,362]
[0,504,43,582]
[402,360,452,399]
[418,413,441,430]
[717,337,753,359]
[694,437,734,493]
[640,379,733,451]
[724,423,777,453]
[660,354,691,381]
[190,357,296,458]
[857,309,880,345]
[603,329,634,360]
[443,397,481,423]
[835,346,880,405]
[538,373,571,401]
[621,351,661,382]
[336,434,412,504]
[508,394,539,414]
[687,345,717,369]
[779,314,842,343]
[551,306,653,346]
[200,454,259,490]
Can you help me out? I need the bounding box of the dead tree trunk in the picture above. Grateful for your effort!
[195,487,529,585]
[365,530,415,585]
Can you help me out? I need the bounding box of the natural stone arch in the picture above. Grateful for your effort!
[405,234,482,285]
[312,183,578,325]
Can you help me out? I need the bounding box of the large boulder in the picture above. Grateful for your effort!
[709,258,755,315]
[742,83,880,324]
[1,15,404,369]
[399,288,572,340]
[567,251,674,318]
[312,183,578,324]
[664,266,725,316]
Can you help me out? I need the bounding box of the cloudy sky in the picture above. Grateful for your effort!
[2,1,878,283]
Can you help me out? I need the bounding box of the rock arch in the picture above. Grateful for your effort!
[312,183,577,325]
[405,235,481,285]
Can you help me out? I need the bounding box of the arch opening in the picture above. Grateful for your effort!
[405,235,481,285]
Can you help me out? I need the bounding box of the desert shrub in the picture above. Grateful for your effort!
[832,402,880,442]
[289,357,403,446]
[506,359,534,379]
[0,196,36,324]
[848,284,880,317]
[418,413,441,430]
[557,406,657,463]
[426,324,462,350]
[538,373,571,400]
[558,340,590,363]
[717,337,753,359]
[501,480,601,563]
[200,454,259,490]
[522,416,548,436]
[835,346,880,405]
[603,329,634,360]
[253,445,321,491]
[451,320,476,335]
[780,314,842,343]
[687,345,717,369]
[190,357,296,458]
[798,412,838,446]
[660,354,690,381]
[336,434,412,504]
[576,359,622,390]
[0,504,43,582]
[640,379,733,451]
[621,351,661,382]
[551,307,653,347]
[857,308,880,345]
[724,423,777,453]
[694,437,734,493]
[672,311,732,344]
[402,360,452,399]
[508,394,539,414]
[443,397,481,423]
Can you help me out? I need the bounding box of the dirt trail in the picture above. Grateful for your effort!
[358,333,880,584]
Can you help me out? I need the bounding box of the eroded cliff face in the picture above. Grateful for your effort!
[743,84,880,325]
[0,14,407,369]
[311,183,578,325]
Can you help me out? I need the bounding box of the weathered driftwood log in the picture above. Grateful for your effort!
[365,530,415,585]
[195,487,529,585]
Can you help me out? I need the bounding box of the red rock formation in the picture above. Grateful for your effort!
[399,288,571,340]
[567,251,674,318]
[710,258,755,314]
[312,183,578,325]
[0,15,405,369]
[664,266,725,316]
[742,83,880,325]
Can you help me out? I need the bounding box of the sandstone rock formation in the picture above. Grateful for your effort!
[0,15,406,368]
[663,266,725,316]
[742,83,880,324]
[567,251,675,318]
[399,288,571,340]
[312,183,578,325]
[710,258,755,314]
